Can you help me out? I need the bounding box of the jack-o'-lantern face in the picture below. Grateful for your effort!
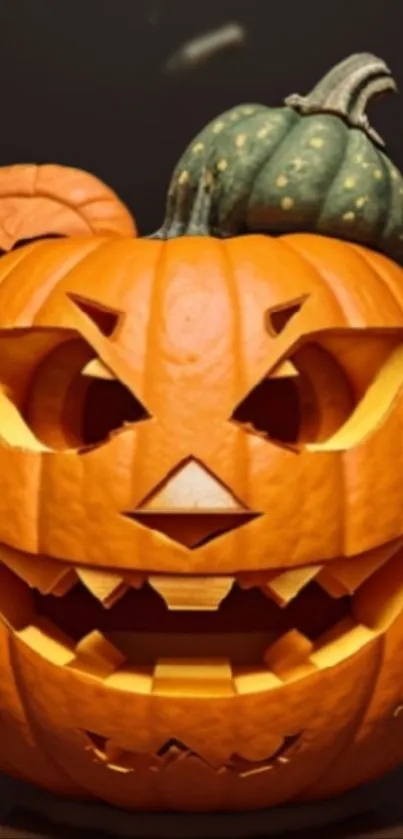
[1,233,403,812]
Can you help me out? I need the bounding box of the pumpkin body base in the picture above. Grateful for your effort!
[1,766,402,838]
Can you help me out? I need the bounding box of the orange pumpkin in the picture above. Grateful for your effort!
[0,162,136,249]
[0,230,403,812]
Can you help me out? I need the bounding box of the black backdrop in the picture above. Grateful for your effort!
[0,0,402,235]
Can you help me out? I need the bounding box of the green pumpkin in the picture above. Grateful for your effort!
[154,53,403,263]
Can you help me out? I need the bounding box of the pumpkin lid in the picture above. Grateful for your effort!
[152,53,403,264]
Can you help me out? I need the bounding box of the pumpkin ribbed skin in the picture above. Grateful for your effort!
[0,233,402,811]
[0,163,136,250]
[157,54,403,265]
[163,104,403,260]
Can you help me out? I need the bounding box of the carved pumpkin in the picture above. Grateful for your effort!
[1,225,403,812]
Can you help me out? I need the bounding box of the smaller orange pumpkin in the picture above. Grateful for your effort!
[0,162,136,251]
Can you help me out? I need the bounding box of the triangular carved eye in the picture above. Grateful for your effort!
[68,293,121,337]
[266,296,308,336]
[17,334,151,451]
[232,372,304,445]
[231,343,354,448]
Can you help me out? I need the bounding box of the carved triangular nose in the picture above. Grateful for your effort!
[124,458,260,548]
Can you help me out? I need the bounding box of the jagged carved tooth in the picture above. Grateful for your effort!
[68,630,126,677]
[262,565,323,606]
[163,752,219,776]
[311,618,376,669]
[77,568,129,608]
[352,547,403,632]
[105,666,153,694]
[46,569,78,597]
[16,616,75,665]
[269,359,299,378]
[148,575,234,611]
[317,539,403,597]
[159,745,188,767]
[234,667,282,694]
[152,658,235,696]
[0,542,76,595]
[82,358,115,379]
[264,630,314,680]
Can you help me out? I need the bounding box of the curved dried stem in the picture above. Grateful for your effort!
[284,53,397,147]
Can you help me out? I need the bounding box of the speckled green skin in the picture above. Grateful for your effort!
[161,102,403,262]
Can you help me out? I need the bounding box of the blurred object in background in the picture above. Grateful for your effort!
[165,22,246,75]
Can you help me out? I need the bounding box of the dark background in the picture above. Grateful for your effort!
[0,0,402,236]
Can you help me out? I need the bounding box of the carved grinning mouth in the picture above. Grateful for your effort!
[81,731,302,777]
[1,536,403,696]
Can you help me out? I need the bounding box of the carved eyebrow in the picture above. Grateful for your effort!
[266,295,309,336]
[67,293,122,337]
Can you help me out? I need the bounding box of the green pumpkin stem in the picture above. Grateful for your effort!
[284,53,397,147]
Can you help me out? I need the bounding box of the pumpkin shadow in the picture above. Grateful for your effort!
[1,764,403,838]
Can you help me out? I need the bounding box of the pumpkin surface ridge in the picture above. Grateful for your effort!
[5,192,96,235]
[32,164,135,237]
[376,152,394,244]
[0,239,103,321]
[234,109,298,233]
[33,239,114,324]
[133,238,166,497]
[221,239,253,513]
[143,238,167,397]
[23,191,117,236]
[0,633,77,793]
[221,238,247,390]
[314,125,351,222]
[0,239,43,284]
[295,636,385,801]
[274,236,350,325]
[0,164,136,245]
[8,633,91,795]
[344,241,402,314]
[347,244,403,315]
[281,236,381,324]
[254,114,350,229]
[243,111,300,217]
